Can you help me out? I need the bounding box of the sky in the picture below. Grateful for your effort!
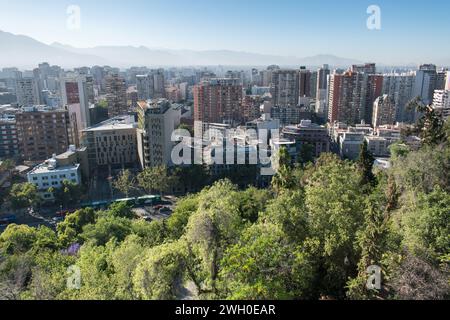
[0,0,449,64]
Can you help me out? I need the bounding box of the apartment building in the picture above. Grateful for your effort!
[16,106,71,162]
[136,99,181,169]
[82,115,138,171]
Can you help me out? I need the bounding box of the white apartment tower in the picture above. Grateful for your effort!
[372,95,396,128]
[433,90,450,119]
[137,99,181,169]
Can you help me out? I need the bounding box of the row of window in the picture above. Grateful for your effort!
[32,172,77,181]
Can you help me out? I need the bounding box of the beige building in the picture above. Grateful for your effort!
[82,115,138,172]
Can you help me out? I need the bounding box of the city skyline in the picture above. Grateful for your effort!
[0,0,450,66]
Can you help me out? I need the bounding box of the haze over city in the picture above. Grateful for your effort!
[1,0,450,67]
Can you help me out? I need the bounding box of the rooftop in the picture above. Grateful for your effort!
[29,160,79,175]
[83,115,136,132]
[18,105,65,113]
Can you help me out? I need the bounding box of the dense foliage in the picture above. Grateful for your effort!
[0,118,449,300]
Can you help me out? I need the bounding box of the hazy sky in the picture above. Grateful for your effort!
[0,0,449,64]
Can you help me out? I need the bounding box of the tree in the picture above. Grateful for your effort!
[57,208,96,246]
[408,97,446,146]
[262,190,309,243]
[109,235,145,300]
[9,183,40,210]
[271,147,295,193]
[357,140,376,187]
[297,143,315,166]
[219,222,314,299]
[0,159,15,172]
[236,187,272,223]
[398,187,450,262]
[131,219,168,248]
[389,142,410,160]
[347,189,392,300]
[174,165,210,193]
[23,251,76,300]
[81,216,132,246]
[218,165,258,188]
[184,180,243,296]
[390,144,449,194]
[166,195,199,239]
[61,241,116,300]
[0,253,33,300]
[52,180,83,208]
[113,170,136,197]
[304,153,365,298]
[0,224,37,254]
[137,166,178,196]
[107,202,135,219]
[133,241,187,300]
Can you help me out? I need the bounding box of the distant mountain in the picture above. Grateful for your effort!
[50,43,364,68]
[0,31,107,69]
[1,30,365,69]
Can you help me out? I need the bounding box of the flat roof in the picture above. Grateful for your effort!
[29,163,80,175]
[83,116,136,132]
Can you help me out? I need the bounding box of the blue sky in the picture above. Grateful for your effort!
[0,0,449,64]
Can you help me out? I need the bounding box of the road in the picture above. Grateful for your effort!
[0,195,179,231]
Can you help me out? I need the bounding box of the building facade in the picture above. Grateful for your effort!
[328,70,383,125]
[193,78,243,128]
[61,75,95,147]
[414,64,437,105]
[382,73,416,123]
[433,90,450,119]
[16,78,40,106]
[16,106,71,162]
[105,74,128,118]
[82,115,138,172]
[372,94,396,128]
[0,117,19,159]
[271,69,299,107]
[136,99,181,169]
[27,156,81,200]
[282,120,330,158]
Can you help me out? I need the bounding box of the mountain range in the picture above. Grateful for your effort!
[1,30,426,69]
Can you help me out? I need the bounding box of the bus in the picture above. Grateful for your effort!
[114,198,137,206]
[136,195,162,206]
[80,195,162,210]
[81,200,110,210]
